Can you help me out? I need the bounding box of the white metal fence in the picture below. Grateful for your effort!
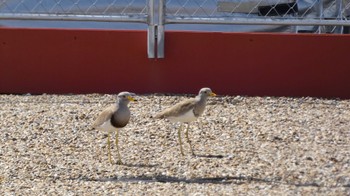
[0,0,150,22]
[0,0,349,58]
[0,0,157,57]
[159,0,349,31]
[157,0,350,57]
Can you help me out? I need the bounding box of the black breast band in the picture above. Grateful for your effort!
[110,113,128,128]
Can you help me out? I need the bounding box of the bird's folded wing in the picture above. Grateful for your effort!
[92,105,117,128]
[155,98,196,118]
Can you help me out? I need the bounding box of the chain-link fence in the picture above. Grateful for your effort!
[156,0,350,57]
[1,0,348,29]
[0,0,156,57]
[0,0,152,22]
[159,0,350,31]
[1,0,349,58]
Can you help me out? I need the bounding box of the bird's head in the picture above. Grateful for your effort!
[117,92,137,104]
[199,87,216,97]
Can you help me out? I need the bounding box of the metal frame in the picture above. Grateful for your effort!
[0,13,148,23]
[0,0,156,58]
[157,0,165,58]
[0,0,349,59]
[148,0,155,58]
[156,0,350,58]
[163,17,349,26]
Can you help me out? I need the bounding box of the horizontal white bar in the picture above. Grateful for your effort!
[165,17,350,26]
[0,13,148,23]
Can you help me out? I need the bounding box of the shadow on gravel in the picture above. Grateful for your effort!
[62,175,350,187]
[123,163,159,168]
[79,175,275,185]
[76,175,349,187]
[194,154,225,159]
[194,150,258,158]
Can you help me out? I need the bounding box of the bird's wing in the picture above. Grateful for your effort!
[92,105,117,128]
[155,98,197,119]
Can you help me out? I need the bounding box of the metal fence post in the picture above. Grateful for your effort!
[317,0,324,33]
[147,0,155,58]
[157,0,165,58]
[335,0,344,34]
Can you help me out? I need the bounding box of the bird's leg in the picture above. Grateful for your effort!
[107,130,113,164]
[177,123,184,156]
[185,123,195,156]
[115,128,123,165]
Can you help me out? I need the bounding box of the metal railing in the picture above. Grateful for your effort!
[159,0,349,27]
[1,0,349,58]
[0,0,150,22]
[157,0,350,57]
[0,0,157,58]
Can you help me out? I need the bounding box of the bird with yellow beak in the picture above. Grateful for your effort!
[155,88,216,156]
[93,92,136,164]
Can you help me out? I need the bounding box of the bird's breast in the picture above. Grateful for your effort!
[110,110,130,128]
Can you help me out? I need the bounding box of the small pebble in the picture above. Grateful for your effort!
[0,94,349,195]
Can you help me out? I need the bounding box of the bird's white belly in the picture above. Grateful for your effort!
[97,120,116,132]
[168,110,197,123]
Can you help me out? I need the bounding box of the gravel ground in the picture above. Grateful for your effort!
[0,93,349,195]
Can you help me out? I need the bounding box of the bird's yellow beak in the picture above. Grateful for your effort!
[127,96,136,101]
[210,92,217,97]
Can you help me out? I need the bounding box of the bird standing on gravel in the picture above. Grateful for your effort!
[155,88,216,156]
[92,92,136,165]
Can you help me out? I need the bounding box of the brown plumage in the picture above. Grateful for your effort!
[93,92,136,165]
[155,88,216,156]
[92,105,117,128]
[155,98,198,119]
[93,104,130,129]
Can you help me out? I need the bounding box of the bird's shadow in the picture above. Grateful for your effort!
[122,163,159,168]
[75,175,332,187]
[78,175,274,185]
[194,154,226,159]
[194,150,258,159]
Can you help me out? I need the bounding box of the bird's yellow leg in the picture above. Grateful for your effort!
[178,123,184,156]
[115,128,123,165]
[185,124,195,156]
[107,130,113,164]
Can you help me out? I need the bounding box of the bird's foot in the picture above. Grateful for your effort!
[116,160,123,165]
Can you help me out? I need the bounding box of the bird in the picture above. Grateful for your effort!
[92,92,136,165]
[155,87,216,156]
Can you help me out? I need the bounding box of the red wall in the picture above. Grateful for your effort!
[1,27,350,98]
